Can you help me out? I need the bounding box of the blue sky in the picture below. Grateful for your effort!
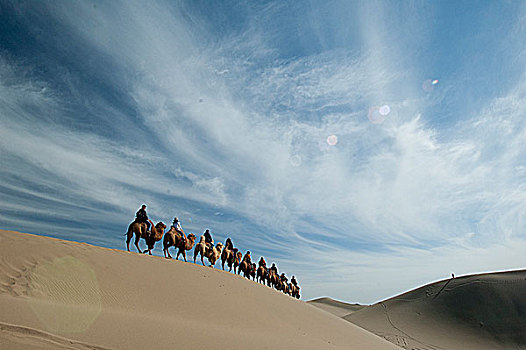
[1,0,526,302]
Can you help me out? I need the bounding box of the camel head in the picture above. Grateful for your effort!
[155,222,166,231]
[215,242,224,252]
[183,233,197,250]
[149,222,166,241]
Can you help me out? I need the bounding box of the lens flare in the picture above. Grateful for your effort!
[289,154,302,167]
[379,105,391,116]
[368,106,385,124]
[29,256,101,333]
[422,79,438,92]
[326,135,338,146]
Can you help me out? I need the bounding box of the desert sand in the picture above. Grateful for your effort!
[0,229,398,350]
[307,297,365,318]
[310,272,526,350]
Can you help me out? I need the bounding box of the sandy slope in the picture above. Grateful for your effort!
[307,297,366,318]
[0,230,398,350]
[310,272,526,350]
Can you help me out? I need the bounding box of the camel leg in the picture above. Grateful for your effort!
[145,240,153,255]
[126,233,132,251]
[134,235,142,254]
[181,250,187,262]
[201,254,205,266]
[193,249,198,264]
[164,244,172,259]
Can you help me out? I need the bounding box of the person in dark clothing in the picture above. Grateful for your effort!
[258,256,266,268]
[135,204,150,230]
[270,263,278,275]
[203,229,213,249]
[291,275,298,287]
[225,237,233,250]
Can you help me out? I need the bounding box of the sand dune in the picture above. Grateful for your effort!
[310,271,526,350]
[307,297,366,318]
[0,230,398,350]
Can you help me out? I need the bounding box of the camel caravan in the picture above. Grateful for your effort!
[125,205,301,299]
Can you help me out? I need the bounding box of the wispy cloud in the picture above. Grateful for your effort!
[1,0,526,302]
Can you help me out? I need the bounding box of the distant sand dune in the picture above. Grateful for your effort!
[310,271,526,350]
[0,230,398,350]
[307,297,366,318]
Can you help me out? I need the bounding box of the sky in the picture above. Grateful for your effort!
[1,0,526,303]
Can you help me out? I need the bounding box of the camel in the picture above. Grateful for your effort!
[256,265,267,284]
[277,274,289,294]
[126,220,166,255]
[250,263,256,280]
[283,283,291,295]
[144,221,166,255]
[290,284,300,299]
[275,279,286,292]
[267,270,279,288]
[221,246,237,271]
[238,260,250,278]
[193,236,223,267]
[163,227,196,262]
[207,242,223,267]
[237,252,252,278]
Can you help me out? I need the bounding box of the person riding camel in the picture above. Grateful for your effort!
[280,273,288,283]
[291,275,298,287]
[243,251,252,264]
[225,237,233,250]
[258,256,266,268]
[203,229,213,251]
[172,217,186,242]
[270,263,278,276]
[135,204,151,231]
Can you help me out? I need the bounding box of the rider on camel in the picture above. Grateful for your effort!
[172,217,186,242]
[135,204,151,231]
[270,263,278,276]
[203,229,213,250]
[291,275,298,287]
[280,273,288,284]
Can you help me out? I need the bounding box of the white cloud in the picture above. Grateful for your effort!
[2,0,526,302]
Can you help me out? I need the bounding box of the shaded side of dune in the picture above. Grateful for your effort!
[345,271,526,350]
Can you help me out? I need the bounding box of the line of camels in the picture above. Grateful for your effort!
[125,220,301,299]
